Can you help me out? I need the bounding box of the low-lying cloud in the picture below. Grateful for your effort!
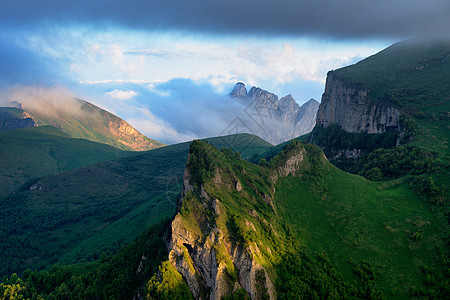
[0,86,86,119]
[101,79,248,144]
[87,78,318,145]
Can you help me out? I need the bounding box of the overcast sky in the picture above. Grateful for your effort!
[1,0,448,143]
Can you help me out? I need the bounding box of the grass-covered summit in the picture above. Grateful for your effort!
[332,38,450,110]
[329,38,450,155]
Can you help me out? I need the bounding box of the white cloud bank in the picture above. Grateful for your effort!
[106,89,138,100]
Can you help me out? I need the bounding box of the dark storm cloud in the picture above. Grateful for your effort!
[0,0,449,38]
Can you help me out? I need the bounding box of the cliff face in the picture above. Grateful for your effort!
[230,83,319,144]
[316,73,400,134]
[168,164,275,300]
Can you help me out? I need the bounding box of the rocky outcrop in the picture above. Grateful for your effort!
[316,74,400,134]
[0,107,37,132]
[230,83,319,144]
[270,148,306,183]
[230,82,247,99]
[168,166,275,300]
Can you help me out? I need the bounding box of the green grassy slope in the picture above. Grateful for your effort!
[275,166,447,298]
[24,99,164,151]
[248,132,310,163]
[206,132,273,159]
[0,133,271,277]
[0,126,133,196]
[311,39,449,204]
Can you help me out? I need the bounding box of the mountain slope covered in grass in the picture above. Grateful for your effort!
[311,38,449,209]
[316,38,450,156]
[2,98,164,151]
[0,133,271,277]
[164,141,448,299]
[0,126,133,196]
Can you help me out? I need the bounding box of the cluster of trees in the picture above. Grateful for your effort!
[409,175,447,205]
[0,186,147,277]
[410,265,450,298]
[0,218,171,299]
[146,261,192,300]
[186,140,217,191]
[356,145,437,181]
[312,124,398,156]
[342,144,447,205]
[275,249,383,300]
[311,119,448,206]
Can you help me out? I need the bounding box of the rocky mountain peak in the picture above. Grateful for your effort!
[279,94,298,111]
[230,82,247,99]
[248,86,278,103]
[305,98,319,106]
[1,98,163,151]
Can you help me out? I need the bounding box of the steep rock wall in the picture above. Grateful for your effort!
[168,167,275,300]
[316,74,400,134]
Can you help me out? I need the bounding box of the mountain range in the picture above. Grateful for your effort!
[0,38,448,299]
[230,83,319,145]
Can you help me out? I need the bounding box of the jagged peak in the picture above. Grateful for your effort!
[229,82,247,98]
[306,98,319,104]
[280,94,294,102]
[248,86,277,99]
[279,94,298,107]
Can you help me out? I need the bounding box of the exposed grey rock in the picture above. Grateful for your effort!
[235,180,242,192]
[29,184,42,191]
[316,74,400,133]
[168,166,275,300]
[332,148,362,159]
[229,82,247,99]
[230,83,320,145]
[270,148,306,182]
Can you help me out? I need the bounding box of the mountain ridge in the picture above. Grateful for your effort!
[0,98,164,151]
